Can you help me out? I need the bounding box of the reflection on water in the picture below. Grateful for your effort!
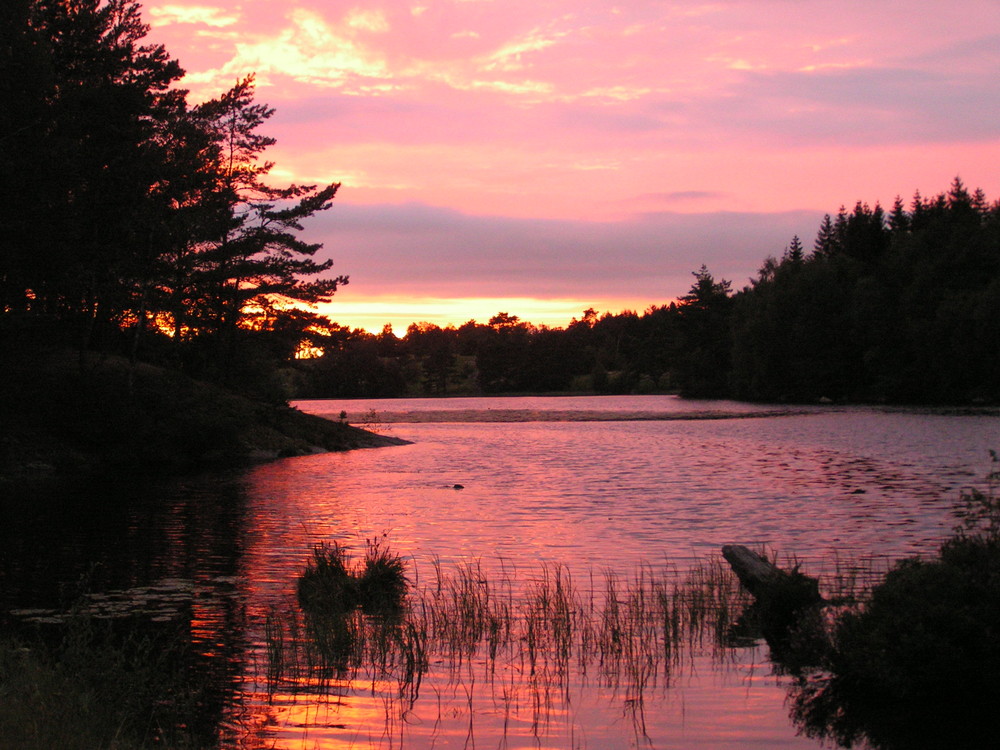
[2,397,998,748]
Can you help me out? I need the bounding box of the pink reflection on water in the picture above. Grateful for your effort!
[230,399,995,747]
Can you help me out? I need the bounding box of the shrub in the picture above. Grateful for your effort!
[791,457,1000,750]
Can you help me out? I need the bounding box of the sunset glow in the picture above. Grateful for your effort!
[142,0,1000,331]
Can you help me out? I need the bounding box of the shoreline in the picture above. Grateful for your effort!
[0,347,410,485]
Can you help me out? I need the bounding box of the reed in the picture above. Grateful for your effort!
[265,554,766,727]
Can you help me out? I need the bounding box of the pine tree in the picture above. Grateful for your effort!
[814,214,836,257]
[2,0,186,353]
[175,76,347,382]
[888,196,909,234]
[786,235,805,264]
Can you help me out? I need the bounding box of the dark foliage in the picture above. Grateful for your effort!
[791,536,1000,750]
[2,1,347,401]
[298,542,360,615]
[297,540,408,618]
[790,460,1000,749]
[290,179,997,404]
[731,180,1000,404]
[0,613,217,749]
[296,539,409,669]
[358,539,410,615]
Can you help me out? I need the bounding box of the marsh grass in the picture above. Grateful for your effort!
[297,537,410,619]
[258,543,913,748]
[259,552,790,745]
[0,614,204,750]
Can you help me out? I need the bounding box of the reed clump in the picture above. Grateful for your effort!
[297,538,409,618]
[294,538,410,674]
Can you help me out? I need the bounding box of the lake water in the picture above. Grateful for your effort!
[3,395,998,748]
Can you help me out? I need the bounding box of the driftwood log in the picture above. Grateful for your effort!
[722,545,787,598]
[722,544,825,659]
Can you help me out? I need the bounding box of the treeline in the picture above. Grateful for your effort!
[295,180,1000,404]
[1,0,347,400]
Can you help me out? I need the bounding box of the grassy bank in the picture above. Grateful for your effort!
[0,346,407,482]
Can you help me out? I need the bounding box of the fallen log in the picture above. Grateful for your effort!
[722,544,825,665]
[722,544,822,606]
[722,544,787,598]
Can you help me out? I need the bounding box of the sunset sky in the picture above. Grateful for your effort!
[141,0,1000,332]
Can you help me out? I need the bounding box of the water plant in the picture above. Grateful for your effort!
[263,553,766,747]
[297,541,360,615]
[359,537,409,615]
[297,538,409,617]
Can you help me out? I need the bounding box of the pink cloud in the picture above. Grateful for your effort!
[139,0,1000,326]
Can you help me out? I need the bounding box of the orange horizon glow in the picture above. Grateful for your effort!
[315,294,670,334]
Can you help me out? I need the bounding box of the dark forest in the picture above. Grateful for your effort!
[297,183,1000,405]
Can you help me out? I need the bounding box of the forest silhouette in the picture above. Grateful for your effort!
[300,183,1000,405]
[3,1,999,410]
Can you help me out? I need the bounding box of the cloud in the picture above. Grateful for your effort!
[729,65,1000,144]
[177,8,397,96]
[637,191,729,204]
[345,9,391,33]
[141,0,1000,261]
[148,4,239,27]
[482,26,568,72]
[310,202,821,303]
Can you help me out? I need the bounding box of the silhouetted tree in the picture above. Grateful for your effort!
[1,0,186,358]
[672,266,733,397]
[172,76,347,385]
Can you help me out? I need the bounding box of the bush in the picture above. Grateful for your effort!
[791,458,1000,749]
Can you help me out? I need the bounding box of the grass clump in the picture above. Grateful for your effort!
[297,542,359,615]
[294,539,410,673]
[359,538,409,614]
[297,538,409,618]
[0,616,204,750]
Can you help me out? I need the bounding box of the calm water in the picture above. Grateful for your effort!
[3,395,998,749]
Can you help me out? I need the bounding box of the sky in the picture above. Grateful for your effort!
[141,0,1000,332]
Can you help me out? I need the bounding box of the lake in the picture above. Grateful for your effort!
[3,395,998,748]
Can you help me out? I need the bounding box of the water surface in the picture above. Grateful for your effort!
[3,395,997,748]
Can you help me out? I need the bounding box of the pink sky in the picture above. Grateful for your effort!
[142,0,1000,331]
